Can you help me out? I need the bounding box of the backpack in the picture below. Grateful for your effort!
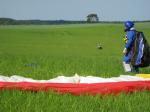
[131,31,150,67]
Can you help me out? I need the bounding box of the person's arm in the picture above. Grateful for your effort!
[125,31,135,49]
[123,31,135,55]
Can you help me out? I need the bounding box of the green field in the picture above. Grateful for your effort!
[0,23,150,112]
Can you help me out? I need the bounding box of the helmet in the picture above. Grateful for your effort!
[124,21,134,29]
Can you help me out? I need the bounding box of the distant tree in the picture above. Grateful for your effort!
[0,18,15,25]
[87,14,99,23]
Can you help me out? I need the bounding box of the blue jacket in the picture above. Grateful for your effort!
[123,28,136,63]
[125,28,136,49]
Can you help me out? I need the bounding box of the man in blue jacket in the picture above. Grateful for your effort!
[123,21,139,73]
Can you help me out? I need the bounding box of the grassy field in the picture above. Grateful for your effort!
[0,23,150,112]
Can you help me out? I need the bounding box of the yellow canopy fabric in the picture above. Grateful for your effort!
[136,74,150,78]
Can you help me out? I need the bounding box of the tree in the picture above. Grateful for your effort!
[87,14,99,23]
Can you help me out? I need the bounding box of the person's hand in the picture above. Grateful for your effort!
[123,48,127,54]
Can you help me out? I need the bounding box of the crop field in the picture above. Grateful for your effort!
[0,23,150,112]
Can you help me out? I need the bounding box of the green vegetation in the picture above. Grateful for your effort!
[1,18,150,25]
[0,18,87,25]
[0,23,150,112]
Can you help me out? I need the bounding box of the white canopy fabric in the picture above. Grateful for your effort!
[0,74,150,83]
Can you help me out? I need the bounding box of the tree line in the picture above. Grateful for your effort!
[0,18,150,25]
[0,18,87,25]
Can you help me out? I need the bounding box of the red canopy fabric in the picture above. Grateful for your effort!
[0,81,150,95]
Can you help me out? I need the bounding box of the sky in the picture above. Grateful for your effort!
[0,0,150,21]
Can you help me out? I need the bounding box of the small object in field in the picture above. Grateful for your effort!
[97,43,103,49]
[24,63,39,68]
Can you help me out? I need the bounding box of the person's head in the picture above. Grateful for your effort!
[124,21,134,32]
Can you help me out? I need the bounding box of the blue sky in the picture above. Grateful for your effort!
[0,0,150,21]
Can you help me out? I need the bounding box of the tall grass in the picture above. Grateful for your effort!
[0,90,150,112]
[0,23,150,112]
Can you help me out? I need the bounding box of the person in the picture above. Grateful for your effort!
[122,21,139,73]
